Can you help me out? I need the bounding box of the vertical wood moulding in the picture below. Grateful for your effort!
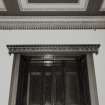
[86,54,99,105]
[8,54,21,105]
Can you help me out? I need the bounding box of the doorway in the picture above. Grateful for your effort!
[7,44,100,105]
[16,55,91,105]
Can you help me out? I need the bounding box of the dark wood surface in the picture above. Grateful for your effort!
[15,58,91,105]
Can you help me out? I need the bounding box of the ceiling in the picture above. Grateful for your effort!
[0,0,105,16]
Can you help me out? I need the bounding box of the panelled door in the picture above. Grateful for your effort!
[26,61,81,105]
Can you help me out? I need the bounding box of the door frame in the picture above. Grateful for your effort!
[7,44,100,105]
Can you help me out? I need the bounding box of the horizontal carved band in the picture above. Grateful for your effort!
[0,16,105,29]
[7,44,100,55]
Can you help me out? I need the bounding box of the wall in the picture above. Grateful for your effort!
[0,30,105,105]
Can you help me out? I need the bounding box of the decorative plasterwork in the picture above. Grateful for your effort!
[0,0,105,29]
[0,0,7,11]
[0,16,105,29]
[18,0,89,11]
[100,0,105,11]
[7,44,100,55]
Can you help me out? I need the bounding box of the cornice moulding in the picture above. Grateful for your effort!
[0,16,105,29]
[7,44,100,55]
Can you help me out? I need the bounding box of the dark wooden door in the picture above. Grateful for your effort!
[26,61,81,105]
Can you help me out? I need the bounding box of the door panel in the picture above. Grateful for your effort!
[56,72,64,105]
[29,72,42,105]
[27,63,81,105]
[28,71,53,105]
[65,72,80,105]
[44,72,52,105]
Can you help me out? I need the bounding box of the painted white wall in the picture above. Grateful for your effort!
[0,30,105,105]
